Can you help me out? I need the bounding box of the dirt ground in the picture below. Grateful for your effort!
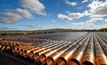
[0,53,26,65]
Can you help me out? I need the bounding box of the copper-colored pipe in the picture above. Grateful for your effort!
[45,33,89,65]
[33,42,67,62]
[29,41,63,59]
[12,46,21,55]
[68,33,91,65]
[16,46,30,55]
[22,46,36,58]
[96,33,107,56]
[13,46,26,55]
[19,46,32,56]
[82,34,95,65]
[21,42,53,57]
[93,34,107,65]
[40,42,72,64]
[46,42,81,65]
[56,33,90,65]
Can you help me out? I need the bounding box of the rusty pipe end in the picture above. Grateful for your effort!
[57,57,67,65]
[39,54,47,64]
[34,53,39,62]
[83,61,94,65]
[68,59,80,65]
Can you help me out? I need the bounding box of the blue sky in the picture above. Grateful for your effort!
[0,0,107,30]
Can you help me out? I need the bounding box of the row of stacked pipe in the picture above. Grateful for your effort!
[10,32,107,65]
[0,36,51,51]
[0,32,107,65]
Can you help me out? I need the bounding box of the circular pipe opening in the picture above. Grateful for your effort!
[69,59,80,65]
[83,61,94,65]
[46,57,54,65]
[39,54,46,64]
[57,57,67,65]
[34,53,39,62]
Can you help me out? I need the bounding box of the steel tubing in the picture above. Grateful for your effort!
[46,32,90,65]
[68,33,91,65]
[93,33,107,65]
[82,33,95,65]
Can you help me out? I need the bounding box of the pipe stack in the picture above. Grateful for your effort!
[0,32,107,65]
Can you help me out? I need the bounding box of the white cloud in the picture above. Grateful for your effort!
[0,8,33,24]
[86,17,104,23]
[19,0,46,16]
[68,22,107,29]
[68,12,84,19]
[58,14,69,20]
[52,20,56,22]
[65,0,77,6]
[82,0,88,3]
[82,10,90,16]
[87,1,107,17]
[58,12,84,20]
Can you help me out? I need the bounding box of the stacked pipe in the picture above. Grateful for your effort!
[0,41,32,47]
[1,32,107,65]
[68,32,91,65]
[82,33,95,65]
[56,32,90,65]
[93,33,107,65]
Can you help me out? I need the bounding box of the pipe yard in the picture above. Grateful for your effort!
[0,32,107,65]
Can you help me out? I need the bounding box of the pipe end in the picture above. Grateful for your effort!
[69,59,80,65]
[83,61,94,65]
[46,57,54,65]
[57,57,67,65]
[39,54,46,64]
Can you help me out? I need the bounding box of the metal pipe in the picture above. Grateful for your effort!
[40,42,72,64]
[40,33,89,64]
[57,33,91,65]
[19,42,53,57]
[93,33,107,65]
[82,33,95,65]
[46,32,90,65]
[29,41,64,59]
[96,33,107,56]
[68,33,91,65]
[33,42,70,62]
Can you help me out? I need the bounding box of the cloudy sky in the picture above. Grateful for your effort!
[0,0,107,30]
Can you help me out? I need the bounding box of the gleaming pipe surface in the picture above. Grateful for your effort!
[82,33,95,65]
[68,33,91,65]
[93,33,107,65]
[46,33,90,65]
